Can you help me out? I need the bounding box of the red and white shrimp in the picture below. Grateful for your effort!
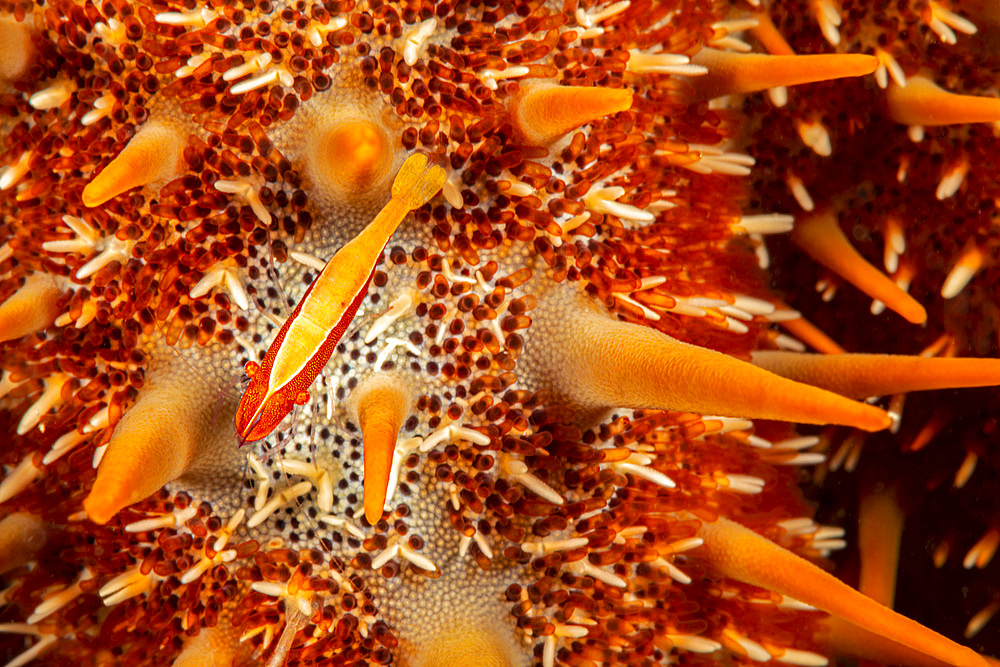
[234,153,446,442]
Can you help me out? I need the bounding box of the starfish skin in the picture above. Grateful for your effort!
[0,1,999,666]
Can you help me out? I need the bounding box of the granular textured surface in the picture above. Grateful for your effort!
[1,1,1000,665]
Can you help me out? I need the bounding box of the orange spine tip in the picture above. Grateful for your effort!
[512,82,633,146]
[697,517,988,667]
[791,212,926,324]
[555,305,890,431]
[691,48,877,99]
[84,380,209,525]
[352,375,413,525]
[752,351,1000,399]
[0,18,33,81]
[81,121,183,208]
[886,76,1000,127]
[0,273,62,343]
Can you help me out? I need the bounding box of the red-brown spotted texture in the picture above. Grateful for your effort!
[0,0,997,665]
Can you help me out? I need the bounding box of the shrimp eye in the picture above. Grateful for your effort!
[294,390,310,406]
[244,360,259,378]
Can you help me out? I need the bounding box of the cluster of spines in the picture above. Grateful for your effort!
[746,0,1000,649]
[754,2,1000,321]
[491,413,831,665]
[6,0,1000,664]
[2,0,804,381]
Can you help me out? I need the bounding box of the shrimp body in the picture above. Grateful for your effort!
[234,260,374,442]
[235,153,446,442]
